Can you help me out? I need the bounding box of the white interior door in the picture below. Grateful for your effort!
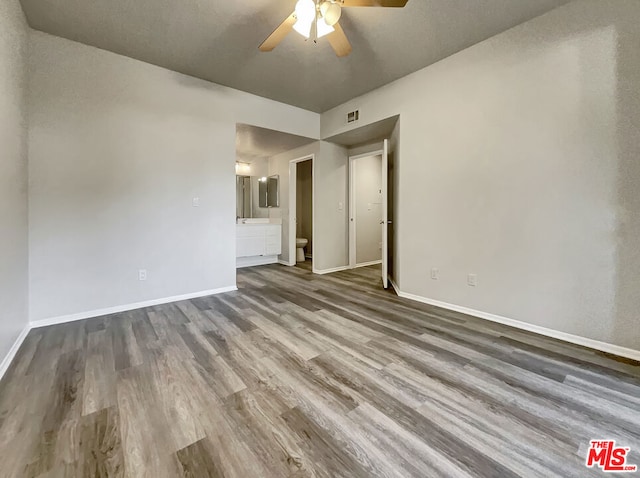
[381,139,389,289]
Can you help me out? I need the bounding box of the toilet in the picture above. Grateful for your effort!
[296,238,308,262]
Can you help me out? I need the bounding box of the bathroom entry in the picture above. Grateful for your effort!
[296,160,313,264]
[288,155,314,268]
[349,139,389,288]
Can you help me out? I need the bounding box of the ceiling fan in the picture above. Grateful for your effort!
[259,0,409,57]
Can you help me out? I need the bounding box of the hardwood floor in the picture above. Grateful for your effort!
[0,264,639,477]
[294,259,313,272]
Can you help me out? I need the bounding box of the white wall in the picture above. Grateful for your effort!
[315,141,349,272]
[349,141,384,158]
[28,31,320,322]
[269,142,319,265]
[353,155,382,265]
[321,0,640,352]
[0,0,29,364]
[269,141,349,271]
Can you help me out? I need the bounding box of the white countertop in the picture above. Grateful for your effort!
[236,218,282,225]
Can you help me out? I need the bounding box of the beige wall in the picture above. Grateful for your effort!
[321,0,640,352]
[0,0,29,365]
[27,31,320,322]
[296,160,313,257]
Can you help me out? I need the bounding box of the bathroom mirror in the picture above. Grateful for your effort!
[236,176,251,218]
[236,176,271,219]
[258,175,279,208]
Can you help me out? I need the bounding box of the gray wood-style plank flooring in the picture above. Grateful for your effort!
[0,264,639,477]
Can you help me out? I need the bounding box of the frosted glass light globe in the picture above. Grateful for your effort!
[295,0,316,24]
[320,1,342,26]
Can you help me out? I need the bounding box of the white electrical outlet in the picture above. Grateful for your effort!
[338,202,344,211]
[431,268,439,280]
[138,269,147,281]
[192,197,200,207]
[467,273,477,287]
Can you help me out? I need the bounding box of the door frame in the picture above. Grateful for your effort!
[348,149,384,269]
[288,154,315,268]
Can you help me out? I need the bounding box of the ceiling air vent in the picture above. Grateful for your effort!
[347,109,360,124]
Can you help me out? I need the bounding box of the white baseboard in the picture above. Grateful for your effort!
[278,260,294,267]
[30,286,238,329]
[0,325,31,381]
[236,255,278,268]
[353,260,382,269]
[396,289,640,362]
[313,265,350,275]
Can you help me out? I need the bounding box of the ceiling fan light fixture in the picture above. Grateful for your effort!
[261,0,410,57]
[295,0,316,24]
[316,16,335,38]
[320,1,342,26]
[293,18,313,39]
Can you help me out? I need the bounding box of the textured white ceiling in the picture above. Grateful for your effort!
[20,0,570,112]
[236,124,316,162]
[325,115,399,146]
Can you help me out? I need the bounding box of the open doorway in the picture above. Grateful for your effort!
[348,139,389,288]
[349,151,383,269]
[325,116,397,290]
[235,124,316,271]
[288,155,314,270]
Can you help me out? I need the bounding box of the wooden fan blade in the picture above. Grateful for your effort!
[341,0,409,6]
[327,22,352,57]
[259,12,296,52]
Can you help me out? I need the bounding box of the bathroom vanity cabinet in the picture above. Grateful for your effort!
[236,221,282,268]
